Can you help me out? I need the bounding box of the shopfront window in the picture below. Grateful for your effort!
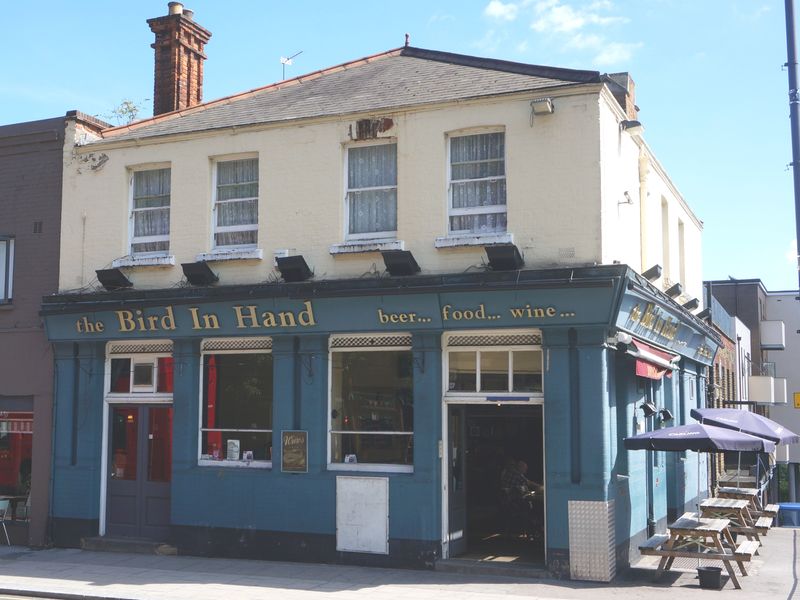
[200,350,273,467]
[0,412,32,497]
[330,336,413,470]
[109,356,174,394]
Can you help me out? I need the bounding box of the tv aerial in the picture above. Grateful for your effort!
[280,50,303,80]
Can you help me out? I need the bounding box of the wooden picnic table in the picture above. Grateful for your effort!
[638,512,759,590]
[700,497,765,544]
[716,486,780,520]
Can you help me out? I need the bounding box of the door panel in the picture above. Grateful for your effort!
[107,405,172,540]
[448,405,467,556]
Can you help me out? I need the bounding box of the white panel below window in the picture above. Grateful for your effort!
[336,476,389,554]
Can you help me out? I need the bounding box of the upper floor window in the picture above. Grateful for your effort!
[448,131,506,235]
[214,158,259,248]
[0,237,14,304]
[346,143,397,240]
[131,168,171,255]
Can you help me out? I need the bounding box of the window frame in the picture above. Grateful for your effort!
[442,331,544,403]
[211,155,260,251]
[344,139,398,242]
[0,236,14,304]
[446,128,507,237]
[128,166,172,257]
[328,333,414,473]
[198,339,273,469]
[104,347,174,404]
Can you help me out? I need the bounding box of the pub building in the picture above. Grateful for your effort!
[41,265,718,577]
[41,4,718,580]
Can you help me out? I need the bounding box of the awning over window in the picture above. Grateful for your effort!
[629,339,679,381]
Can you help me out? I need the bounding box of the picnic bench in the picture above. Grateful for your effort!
[700,497,771,544]
[716,486,779,522]
[638,513,758,589]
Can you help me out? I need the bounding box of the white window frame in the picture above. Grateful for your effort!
[128,166,171,257]
[212,155,259,251]
[442,330,544,403]
[0,236,14,304]
[328,333,413,473]
[344,140,398,242]
[446,129,507,237]
[105,352,174,402]
[198,339,273,469]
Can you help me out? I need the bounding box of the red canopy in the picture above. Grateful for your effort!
[631,339,678,380]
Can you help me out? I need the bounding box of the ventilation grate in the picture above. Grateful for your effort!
[447,333,541,347]
[202,338,272,352]
[108,342,173,355]
[330,335,412,349]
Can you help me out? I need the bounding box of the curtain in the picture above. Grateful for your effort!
[449,133,506,234]
[132,169,171,253]
[347,144,397,235]
[216,159,258,247]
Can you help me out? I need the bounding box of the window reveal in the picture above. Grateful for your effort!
[0,237,14,303]
[448,132,507,234]
[330,349,413,466]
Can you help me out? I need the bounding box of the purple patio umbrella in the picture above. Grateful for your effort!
[623,423,776,453]
[690,408,800,445]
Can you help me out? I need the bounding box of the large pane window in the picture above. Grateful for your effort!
[448,132,506,235]
[330,346,413,468]
[0,412,32,500]
[0,237,14,303]
[214,158,259,248]
[131,168,171,255]
[346,143,397,239]
[201,353,273,465]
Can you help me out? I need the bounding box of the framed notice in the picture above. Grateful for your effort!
[281,430,308,473]
[794,392,800,409]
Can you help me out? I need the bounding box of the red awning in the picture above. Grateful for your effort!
[630,339,679,381]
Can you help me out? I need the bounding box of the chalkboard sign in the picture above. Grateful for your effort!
[281,430,308,473]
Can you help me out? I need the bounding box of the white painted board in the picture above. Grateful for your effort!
[336,476,389,554]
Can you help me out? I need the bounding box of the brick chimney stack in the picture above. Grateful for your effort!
[147,2,212,116]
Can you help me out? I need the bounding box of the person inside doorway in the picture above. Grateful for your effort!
[500,459,544,538]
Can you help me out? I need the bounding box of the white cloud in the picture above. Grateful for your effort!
[473,28,510,52]
[592,41,643,65]
[531,0,627,33]
[428,12,456,26]
[485,1,520,22]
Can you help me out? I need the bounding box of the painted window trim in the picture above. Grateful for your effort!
[329,239,404,255]
[211,155,260,251]
[343,139,398,242]
[128,166,171,257]
[198,340,273,469]
[104,351,174,398]
[327,333,414,473]
[434,232,514,249]
[445,128,507,238]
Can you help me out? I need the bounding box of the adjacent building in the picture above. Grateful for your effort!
[0,112,106,545]
[39,3,718,580]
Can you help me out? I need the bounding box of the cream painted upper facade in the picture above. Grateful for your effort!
[60,84,703,303]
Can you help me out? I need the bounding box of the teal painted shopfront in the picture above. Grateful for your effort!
[41,265,718,577]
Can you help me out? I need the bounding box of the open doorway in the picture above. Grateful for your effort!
[447,404,544,564]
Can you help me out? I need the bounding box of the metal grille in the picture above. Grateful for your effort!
[330,335,412,349]
[108,342,173,355]
[447,333,541,347]
[202,338,272,352]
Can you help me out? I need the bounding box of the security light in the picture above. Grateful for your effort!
[96,268,132,291]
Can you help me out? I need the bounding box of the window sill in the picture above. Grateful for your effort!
[111,255,175,268]
[196,248,264,262]
[328,463,413,474]
[330,239,404,255]
[0,303,13,311]
[435,233,513,248]
[198,458,272,469]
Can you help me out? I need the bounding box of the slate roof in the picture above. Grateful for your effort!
[100,46,602,143]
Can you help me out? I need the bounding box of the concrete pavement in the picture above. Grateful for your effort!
[0,528,796,600]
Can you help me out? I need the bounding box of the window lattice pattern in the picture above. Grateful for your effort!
[202,338,272,352]
[109,342,173,355]
[330,335,412,349]
[447,333,541,347]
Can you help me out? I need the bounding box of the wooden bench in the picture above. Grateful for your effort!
[763,504,780,516]
[639,534,670,555]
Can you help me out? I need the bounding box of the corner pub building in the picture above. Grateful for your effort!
[41,3,718,581]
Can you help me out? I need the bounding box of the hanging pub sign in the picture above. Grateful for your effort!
[281,430,308,473]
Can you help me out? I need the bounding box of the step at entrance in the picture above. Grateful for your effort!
[81,536,177,555]
[435,558,547,579]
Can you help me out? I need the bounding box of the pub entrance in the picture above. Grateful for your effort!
[106,405,172,540]
[447,404,544,564]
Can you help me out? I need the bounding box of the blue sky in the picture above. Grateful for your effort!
[1,1,796,290]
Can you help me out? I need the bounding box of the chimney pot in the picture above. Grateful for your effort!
[168,2,184,15]
[183,8,194,20]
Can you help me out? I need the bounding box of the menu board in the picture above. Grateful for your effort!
[281,430,308,473]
